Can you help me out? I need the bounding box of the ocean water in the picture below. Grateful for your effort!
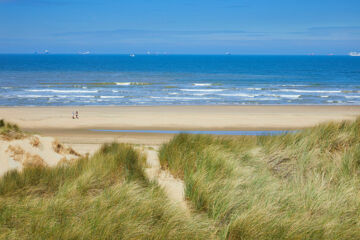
[0,54,359,106]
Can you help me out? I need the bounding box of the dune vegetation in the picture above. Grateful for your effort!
[0,143,213,239]
[1,118,360,239]
[159,118,360,239]
[0,119,24,140]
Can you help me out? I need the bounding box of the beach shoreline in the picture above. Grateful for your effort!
[0,105,359,153]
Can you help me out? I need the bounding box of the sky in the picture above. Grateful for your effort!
[0,0,359,54]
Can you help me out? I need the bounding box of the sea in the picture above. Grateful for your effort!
[0,54,359,106]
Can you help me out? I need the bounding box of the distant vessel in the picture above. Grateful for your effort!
[36,50,49,55]
[225,52,231,55]
[79,51,90,55]
[349,52,360,56]
[130,53,135,57]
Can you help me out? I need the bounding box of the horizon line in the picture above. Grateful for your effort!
[0,53,353,56]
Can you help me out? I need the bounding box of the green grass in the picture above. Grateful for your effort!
[0,143,213,239]
[0,119,23,140]
[159,118,360,239]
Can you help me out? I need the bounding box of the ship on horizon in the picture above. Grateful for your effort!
[79,51,90,55]
[349,51,360,56]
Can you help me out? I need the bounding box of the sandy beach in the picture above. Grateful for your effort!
[0,105,359,154]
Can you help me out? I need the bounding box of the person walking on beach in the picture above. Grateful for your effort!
[72,111,75,119]
[76,110,79,119]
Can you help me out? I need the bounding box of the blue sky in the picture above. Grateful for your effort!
[0,0,359,54]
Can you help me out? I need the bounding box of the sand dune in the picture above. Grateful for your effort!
[0,134,81,177]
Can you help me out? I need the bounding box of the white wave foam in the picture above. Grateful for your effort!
[180,89,224,92]
[54,95,95,98]
[320,96,329,98]
[151,96,218,100]
[276,89,341,93]
[256,97,280,101]
[17,95,53,98]
[168,92,179,95]
[219,93,257,97]
[1,87,12,89]
[246,88,262,90]
[129,99,143,102]
[345,96,360,99]
[193,83,212,86]
[115,82,131,86]
[26,89,98,93]
[167,97,216,100]
[278,95,300,99]
[100,96,124,99]
[262,94,299,99]
[281,84,308,87]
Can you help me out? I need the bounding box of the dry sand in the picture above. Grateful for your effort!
[143,146,188,211]
[0,105,359,153]
[0,135,80,177]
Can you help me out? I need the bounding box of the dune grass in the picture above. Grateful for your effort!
[0,119,23,140]
[159,118,360,239]
[0,143,213,239]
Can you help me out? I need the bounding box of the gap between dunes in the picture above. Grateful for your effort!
[143,147,189,212]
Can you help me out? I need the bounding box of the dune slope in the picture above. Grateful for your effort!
[0,121,81,177]
[160,118,360,239]
[0,142,213,239]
